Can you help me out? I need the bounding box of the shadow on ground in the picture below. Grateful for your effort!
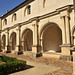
[3,65,34,75]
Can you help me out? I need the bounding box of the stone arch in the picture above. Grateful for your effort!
[10,32,16,50]
[22,28,33,51]
[2,34,6,49]
[24,5,31,16]
[40,22,62,53]
[3,19,7,25]
[43,0,46,8]
[12,13,17,22]
[40,22,61,36]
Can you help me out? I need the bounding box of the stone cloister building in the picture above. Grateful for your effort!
[0,0,74,59]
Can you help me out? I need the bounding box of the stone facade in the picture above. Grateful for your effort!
[0,0,74,59]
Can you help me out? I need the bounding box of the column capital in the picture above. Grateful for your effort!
[21,41,25,42]
[67,6,72,13]
[65,14,71,45]
[65,15,70,20]
[5,30,9,34]
[32,24,35,26]
[39,38,43,41]
[16,26,21,31]
[60,16,65,19]
[32,23,38,26]
[35,17,39,22]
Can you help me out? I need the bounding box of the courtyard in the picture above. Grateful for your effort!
[0,52,73,75]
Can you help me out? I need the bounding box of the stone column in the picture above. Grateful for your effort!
[39,37,43,53]
[61,16,66,45]
[65,15,71,45]
[32,19,41,57]
[32,22,38,56]
[5,29,11,53]
[60,16,71,57]
[16,26,23,54]
[73,52,75,75]
[21,40,25,51]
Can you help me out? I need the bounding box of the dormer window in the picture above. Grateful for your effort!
[24,5,31,16]
[4,19,7,25]
[12,13,17,22]
[14,14,16,21]
[28,5,31,14]
[43,0,46,8]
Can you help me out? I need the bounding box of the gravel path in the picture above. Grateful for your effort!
[0,52,73,75]
[10,60,60,75]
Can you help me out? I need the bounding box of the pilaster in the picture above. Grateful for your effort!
[60,16,66,45]
[65,15,71,45]
[5,29,11,53]
[16,26,23,54]
[60,9,72,56]
[32,18,41,57]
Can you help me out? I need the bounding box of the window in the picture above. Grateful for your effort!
[4,19,7,25]
[14,14,16,21]
[43,0,46,8]
[12,13,17,22]
[24,5,31,16]
[28,5,31,15]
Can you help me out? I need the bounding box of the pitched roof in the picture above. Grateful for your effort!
[1,0,34,19]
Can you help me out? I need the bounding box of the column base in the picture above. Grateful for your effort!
[60,44,72,55]
[0,50,2,52]
[5,46,11,53]
[5,50,11,53]
[32,53,42,58]
[16,45,22,52]
[60,44,72,61]
[5,45,11,51]
[14,51,23,55]
[60,55,72,61]
[32,45,42,58]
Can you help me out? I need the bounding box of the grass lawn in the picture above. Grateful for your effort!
[0,55,26,75]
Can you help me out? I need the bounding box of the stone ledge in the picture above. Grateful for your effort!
[14,51,23,55]
[60,55,73,61]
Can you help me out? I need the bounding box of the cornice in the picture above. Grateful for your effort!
[56,5,74,12]
[1,5,74,33]
[39,5,74,20]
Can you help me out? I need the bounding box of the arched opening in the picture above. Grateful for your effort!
[41,23,62,53]
[24,5,31,16]
[2,35,6,49]
[3,19,7,25]
[43,0,46,8]
[12,13,17,22]
[22,29,33,51]
[10,32,16,50]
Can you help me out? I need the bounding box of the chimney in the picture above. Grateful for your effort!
[1,15,3,17]
[6,10,8,13]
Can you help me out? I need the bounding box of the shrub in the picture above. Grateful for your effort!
[0,56,16,62]
[0,56,26,75]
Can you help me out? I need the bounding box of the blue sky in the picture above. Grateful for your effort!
[0,0,25,17]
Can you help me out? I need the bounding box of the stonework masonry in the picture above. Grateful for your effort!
[0,0,74,60]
